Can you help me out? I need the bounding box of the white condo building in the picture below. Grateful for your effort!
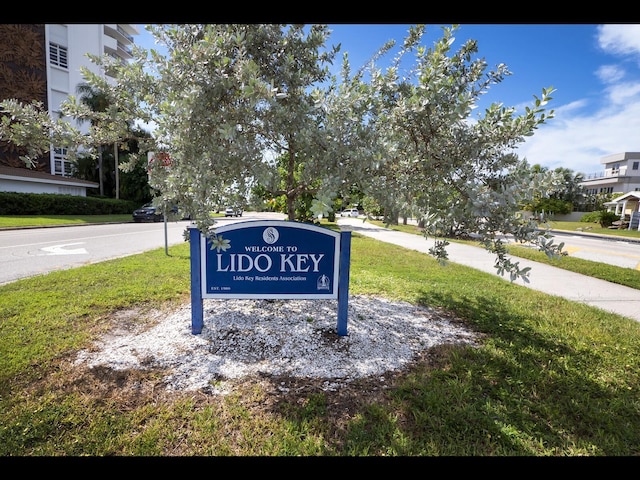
[580,152,640,196]
[0,24,140,196]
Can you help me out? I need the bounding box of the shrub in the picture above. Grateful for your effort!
[580,212,601,223]
[598,210,620,228]
[0,192,137,215]
[523,198,573,215]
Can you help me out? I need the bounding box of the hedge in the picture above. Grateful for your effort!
[0,192,138,215]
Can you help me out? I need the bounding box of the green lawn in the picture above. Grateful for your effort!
[371,219,640,290]
[1,216,639,455]
[0,213,228,228]
[0,214,133,228]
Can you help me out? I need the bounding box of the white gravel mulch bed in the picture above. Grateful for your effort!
[74,295,480,395]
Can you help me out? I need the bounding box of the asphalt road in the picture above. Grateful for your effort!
[0,212,286,285]
[514,230,640,271]
[1,213,638,286]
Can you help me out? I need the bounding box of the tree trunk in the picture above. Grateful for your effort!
[98,149,104,196]
[287,194,295,221]
[114,143,119,200]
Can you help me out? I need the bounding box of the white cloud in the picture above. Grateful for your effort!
[596,64,625,84]
[518,93,640,174]
[604,81,640,106]
[553,99,589,115]
[597,24,640,56]
[516,25,640,176]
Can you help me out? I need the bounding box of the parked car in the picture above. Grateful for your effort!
[224,206,243,217]
[132,203,190,222]
[341,208,360,217]
[132,203,163,222]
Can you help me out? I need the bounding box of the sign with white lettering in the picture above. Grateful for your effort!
[202,220,340,299]
[189,220,352,336]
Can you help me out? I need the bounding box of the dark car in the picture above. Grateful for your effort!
[133,203,163,222]
[132,203,190,223]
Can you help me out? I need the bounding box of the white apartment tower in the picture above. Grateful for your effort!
[45,24,140,178]
[0,24,140,196]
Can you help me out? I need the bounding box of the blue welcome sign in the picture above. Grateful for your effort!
[203,220,341,298]
[189,220,352,336]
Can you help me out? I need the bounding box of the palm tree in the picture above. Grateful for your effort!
[553,167,586,205]
[76,82,109,196]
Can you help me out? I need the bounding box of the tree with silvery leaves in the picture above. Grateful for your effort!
[326,25,564,282]
[0,24,564,282]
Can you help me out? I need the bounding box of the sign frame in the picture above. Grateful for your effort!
[189,220,352,336]
[201,220,341,299]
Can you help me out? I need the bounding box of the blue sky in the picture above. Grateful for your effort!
[134,24,640,176]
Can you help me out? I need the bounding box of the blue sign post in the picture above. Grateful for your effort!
[189,220,352,336]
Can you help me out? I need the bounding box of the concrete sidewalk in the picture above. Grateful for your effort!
[337,217,640,323]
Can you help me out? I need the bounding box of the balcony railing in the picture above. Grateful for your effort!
[117,43,132,57]
[583,168,628,180]
[116,25,133,43]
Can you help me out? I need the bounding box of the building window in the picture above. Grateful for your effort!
[49,43,68,69]
[53,147,73,177]
[633,161,639,170]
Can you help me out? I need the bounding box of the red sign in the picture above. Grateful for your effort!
[147,151,172,171]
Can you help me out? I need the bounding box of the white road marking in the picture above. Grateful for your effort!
[40,243,88,255]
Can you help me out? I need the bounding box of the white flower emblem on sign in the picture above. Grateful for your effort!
[210,235,231,253]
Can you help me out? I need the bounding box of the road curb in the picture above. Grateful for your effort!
[546,228,640,244]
